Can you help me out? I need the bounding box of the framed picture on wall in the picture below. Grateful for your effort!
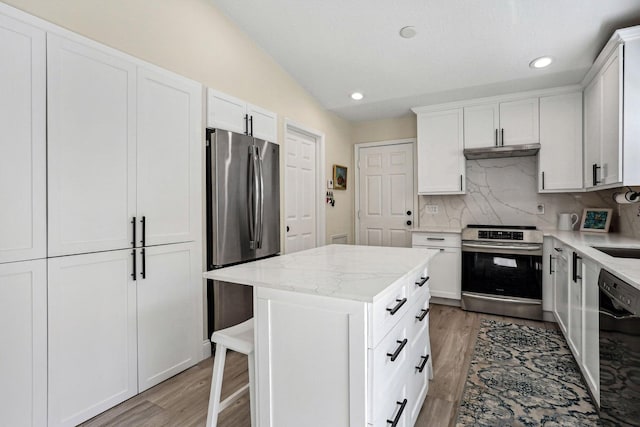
[579,208,613,232]
[333,165,347,190]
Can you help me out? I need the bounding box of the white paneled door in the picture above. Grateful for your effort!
[358,142,414,247]
[137,67,202,247]
[0,14,46,264]
[285,130,317,253]
[47,33,137,257]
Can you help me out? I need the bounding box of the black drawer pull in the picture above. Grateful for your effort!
[553,247,563,253]
[416,308,430,321]
[387,399,408,426]
[141,248,146,279]
[416,354,430,373]
[387,338,408,362]
[131,217,136,247]
[131,250,137,281]
[426,237,445,241]
[386,298,407,315]
[415,276,429,287]
[140,216,146,247]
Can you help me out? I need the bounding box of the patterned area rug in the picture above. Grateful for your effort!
[456,320,600,426]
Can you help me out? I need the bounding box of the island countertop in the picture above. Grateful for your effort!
[203,244,440,303]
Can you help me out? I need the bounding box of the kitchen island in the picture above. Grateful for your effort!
[203,244,439,427]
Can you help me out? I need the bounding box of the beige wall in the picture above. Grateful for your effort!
[3,0,354,245]
[352,115,417,144]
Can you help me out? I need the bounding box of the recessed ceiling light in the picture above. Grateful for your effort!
[529,56,553,69]
[351,92,364,101]
[399,26,417,39]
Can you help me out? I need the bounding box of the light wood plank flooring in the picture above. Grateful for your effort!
[81,304,556,427]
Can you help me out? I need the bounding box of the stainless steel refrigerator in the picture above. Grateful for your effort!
[205,128,280,335]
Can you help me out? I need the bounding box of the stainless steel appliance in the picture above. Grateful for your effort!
[206,128,280,334]
[461,225,543,320]
[599,269,640,426]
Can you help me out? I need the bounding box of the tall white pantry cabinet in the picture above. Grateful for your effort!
[0,4,204,427]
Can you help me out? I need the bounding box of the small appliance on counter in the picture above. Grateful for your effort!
[461,225,543,320]
[205,129,280,336]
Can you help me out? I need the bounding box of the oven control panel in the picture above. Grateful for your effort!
[478,231,523,240]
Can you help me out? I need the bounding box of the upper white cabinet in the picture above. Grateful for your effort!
[48,33,202,256]
[464,98,539,148]
[207,89,278,142]
[0,259,47,427]
[0,15,46,264]
[136,67,202,247]
[415,108,465,194]
[538,92,583,192]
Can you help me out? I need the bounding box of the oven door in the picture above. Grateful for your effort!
[461,242,543,299]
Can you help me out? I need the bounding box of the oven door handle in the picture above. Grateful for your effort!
[462,243,542,251]
[600,308,638,321]
[463,293,542,305]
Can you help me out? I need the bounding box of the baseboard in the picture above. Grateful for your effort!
[542,310,557,323]
[430,296,461,307]
[202,339,212,360]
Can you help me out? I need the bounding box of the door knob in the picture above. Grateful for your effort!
[286,225,290,232]
[406,220,412,226]
[406,210,412,216]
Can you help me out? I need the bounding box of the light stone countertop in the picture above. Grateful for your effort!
[203,244,440,303]
[411,226,462,234]
[545,231,640,290]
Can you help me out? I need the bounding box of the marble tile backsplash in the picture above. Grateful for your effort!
[418,157,640,238]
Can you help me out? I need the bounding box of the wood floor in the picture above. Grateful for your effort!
[81,304,557,427]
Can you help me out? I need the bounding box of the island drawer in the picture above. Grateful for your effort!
[406,264,429,300]
[370,282,409,347]
[407,291,430,344]
[371,375,409,427]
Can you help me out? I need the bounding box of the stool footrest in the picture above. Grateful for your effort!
[219,382,250,413]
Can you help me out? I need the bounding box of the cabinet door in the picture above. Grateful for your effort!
[416,109,465,194]
[418,247,460,300]
[582,260,600,404]
[600,47,623,186]
[0,15,46,263]
[137,67,202,247]
[499,98,539,145]
[47,34,137,256]
[568,254,583,363]
[206,88,247,133]
[247,102,278,142]
[463,103,499,148]
[0,259,46,427]
[48,250,137,427]
[583,76,602,189]
[553,248,569,335]
[538,92,583,192]
[137,242,202,392]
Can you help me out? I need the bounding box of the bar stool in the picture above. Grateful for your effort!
[206,319,255,427]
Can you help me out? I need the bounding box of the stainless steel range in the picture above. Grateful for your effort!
[461,225,544,320]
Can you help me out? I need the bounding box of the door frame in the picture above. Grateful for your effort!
[283,119,326,252]
[354,138,418,245]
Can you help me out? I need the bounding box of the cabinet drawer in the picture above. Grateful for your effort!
[407,338,431,424]
[412,232,460,248]
[370,283,409,347]
[371,316,411,396]
[408,292,430,345]
[372,380,409,427]
[406,264,429,301]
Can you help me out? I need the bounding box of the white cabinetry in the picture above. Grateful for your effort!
[415,109,465,194]
[0,16,46,264]
[412,232,461,300]
[255,261,432,427]
[568,251,583,362]
[0,259,47,427]
[463,98,539,148]
[207,89,278,142]
[552,243,569,335]
[582,259,600,404]
[538,92,583,192]
[48,250,137,427]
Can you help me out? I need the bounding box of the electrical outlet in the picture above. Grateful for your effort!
[536,203,545,214]
[425,205,439,214]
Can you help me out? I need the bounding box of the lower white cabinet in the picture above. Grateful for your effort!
[0,259,47,427]
[48,243,202,426]
[568,253,583,362]
[582,259,600,404]
[255,261,431,427]
[552,243,569,334]
[412,232,461,300]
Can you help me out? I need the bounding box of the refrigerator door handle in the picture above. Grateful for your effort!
[248,145,260,250]
[257,147,265,249]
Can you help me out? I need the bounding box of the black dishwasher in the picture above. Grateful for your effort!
[598,269,640,426]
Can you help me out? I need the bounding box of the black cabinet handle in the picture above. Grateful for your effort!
[406,220,412,226]
[387,338,408,362]
[286,225,290,232]
[415,276,429,287]
[416,308,430,321]
[427,237,445,241]
[141,248,146,279]
[244,114,249,135]
[131,216,136,247]
[249,115,253,136]
[386,298,407,315]
[549,254,555,275]
[553,247,563,253]
[541,171,545,190]
[131,250,136,280]
[386,399,408,426]
[140,216,146,247]
[460,174,463,191]
[501,128,504,146]
[572,252,582,282]
[495,129,498,146]
[592,163,601,186]
[416,354,430,372]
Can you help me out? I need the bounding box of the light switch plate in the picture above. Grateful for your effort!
[327,179,333,189]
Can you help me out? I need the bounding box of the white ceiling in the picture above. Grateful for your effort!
[211,0,640,122]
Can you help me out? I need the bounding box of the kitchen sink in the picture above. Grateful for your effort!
[591,246,640,259]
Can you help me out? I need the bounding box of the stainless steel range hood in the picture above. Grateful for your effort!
[463,143,541,160]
